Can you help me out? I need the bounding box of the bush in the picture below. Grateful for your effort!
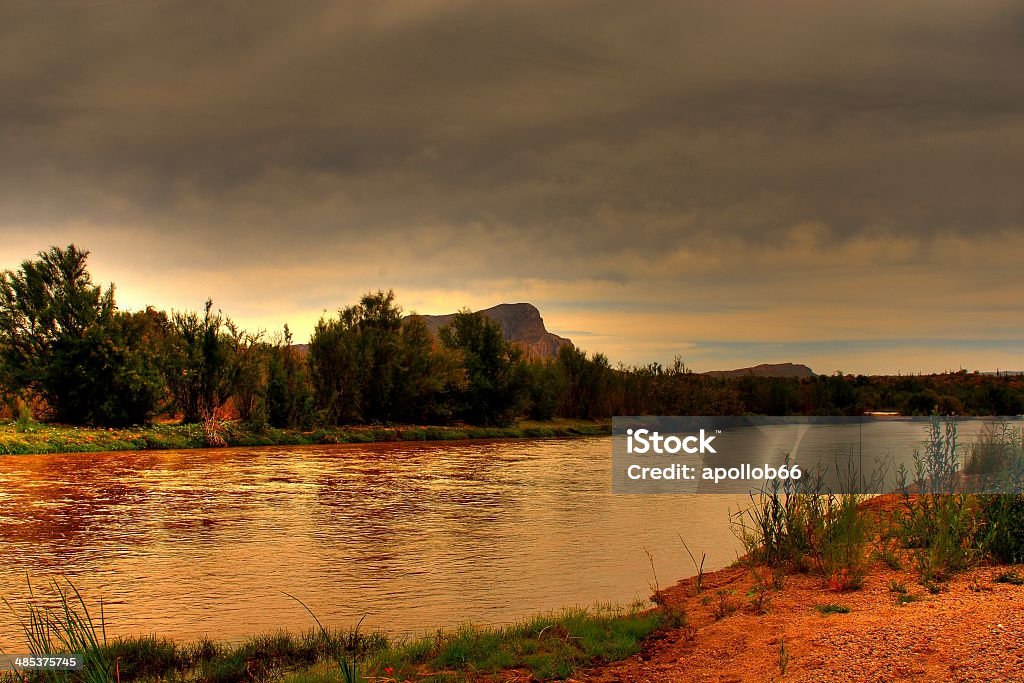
[732,462,870,588]
[979,494,1024,564]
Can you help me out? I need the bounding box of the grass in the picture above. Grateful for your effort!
[0,418,611,455]
[2,579,659,683]
[995,570,1024,586]
[814,603,850,615]
[1,577,112,683]
[895,593,922,606]
[678,535,706,595]
[731,460,871,591]
[379,603,660,681]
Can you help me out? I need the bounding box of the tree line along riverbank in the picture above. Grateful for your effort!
[0,418,611,456]
[3,246,1023,441]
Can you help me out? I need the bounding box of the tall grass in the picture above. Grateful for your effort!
[893,417,981,580]
[370,602,660,681]
[730,458,813,571]
[732,457,872,590]
[978,493,1024,565]
[964,420,1024,489]
[892,416,1024,581]
[1,577,112,683]
[3,579,660,683]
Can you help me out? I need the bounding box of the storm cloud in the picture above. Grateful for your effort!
[2,0,1022,372]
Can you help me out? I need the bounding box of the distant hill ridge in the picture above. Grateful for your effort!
[409,303,573,360]
[703,362,816,378]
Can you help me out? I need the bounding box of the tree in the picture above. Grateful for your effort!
[0,245,166,425]
[165,300,241,423]
[439,310,526,426]
[392,315,465,424]
[78,308,170,425]
[265,324,314,428]
[523,360,565,420]
[556,346,613,419]
[226,322,266,425]
[308,290,405,424]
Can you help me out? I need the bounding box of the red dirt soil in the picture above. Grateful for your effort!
[575,561,1024,683]
[577,495,1023,682]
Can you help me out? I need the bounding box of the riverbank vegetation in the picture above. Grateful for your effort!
[2,582,660,683]
[2,246,1022,440]
[597,419,1024,680]
[732,418,1024,592]
[0,418,610,455]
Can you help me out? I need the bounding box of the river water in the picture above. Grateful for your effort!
[0,419,1010,650]
[0,436,745,650]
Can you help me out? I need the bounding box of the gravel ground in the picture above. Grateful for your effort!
[576,563,1024,683]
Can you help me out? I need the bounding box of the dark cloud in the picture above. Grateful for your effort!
[1,0,1022,371]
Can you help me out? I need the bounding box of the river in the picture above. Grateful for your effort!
[0,418,1011,650]
[0,436,743,650]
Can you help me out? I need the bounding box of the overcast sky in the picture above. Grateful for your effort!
[2,0,1022,373]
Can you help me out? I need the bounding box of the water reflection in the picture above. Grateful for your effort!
[1,437,747,649]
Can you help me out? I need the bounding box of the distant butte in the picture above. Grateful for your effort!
[703,362,816,378]
[408,303,573,361]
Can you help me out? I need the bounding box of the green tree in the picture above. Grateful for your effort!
[556,346,613,419]
[308,290,405,424]
[165,300,240,423]
[392,315,465,424]
[227,323,267,425]
[266,324,314,428]
[0,245,166,425]
[523,360,565,420]
[439,310,526,426]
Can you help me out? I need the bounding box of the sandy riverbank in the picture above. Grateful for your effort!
[577,563,1023,682]
[578,495,1024,683]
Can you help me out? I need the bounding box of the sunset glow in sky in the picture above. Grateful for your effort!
[2,1,1022,374]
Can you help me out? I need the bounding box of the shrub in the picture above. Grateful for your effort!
[979,494,1024,564]
[732,462,870,589]
[814,603,850,615]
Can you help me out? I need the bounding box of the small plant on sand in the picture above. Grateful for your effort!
[995,570,1024,586]
[895,417,987,582]
[888,579,907,594]
[711,589,738,620]
[978,494,1024,564]
[778,638,789,677]
[679,535,706,595]
[815,603,850,615]
[895,593,921,606]
[733,460,872,591]
[746,583,771,615]
[645,548,686,628]
[967,577,991,592]
[824,567,863,592]
[731,457,813,571]
[875,546,903,571]
[745,566,781,614]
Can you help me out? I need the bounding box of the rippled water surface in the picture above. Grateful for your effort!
[3,417,1011,649]
[0,437,748,649]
